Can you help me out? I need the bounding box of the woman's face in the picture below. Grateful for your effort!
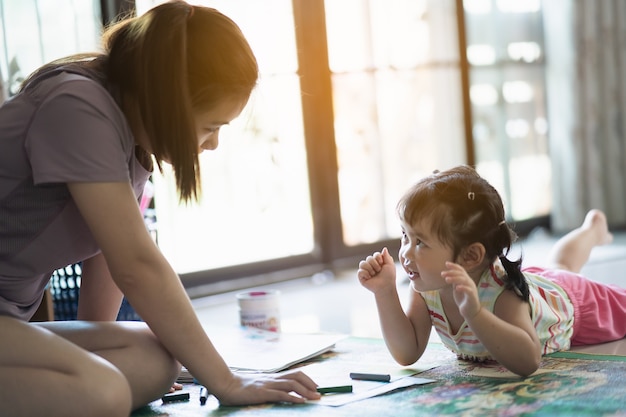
[194,97,247,152]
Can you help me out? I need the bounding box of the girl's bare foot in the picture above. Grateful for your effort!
[582,209,613,246]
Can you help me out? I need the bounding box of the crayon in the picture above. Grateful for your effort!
[349,372,391,382]
[161,391,190,403]
[316,385,353,394]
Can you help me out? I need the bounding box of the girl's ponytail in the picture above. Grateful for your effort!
[499,255,529,301]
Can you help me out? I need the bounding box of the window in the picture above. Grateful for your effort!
[464,0,550,221]
[2,0,551,295]
[325,0,466,245]
[136,0,550,294]
[138,0,316,276]
[135,0,471,292]
[0,0,101,100]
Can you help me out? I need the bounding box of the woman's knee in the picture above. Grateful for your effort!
[135,324,180,378]
[35,320,180,408]
[0,339,133,417]
[79,362,133,417]
[117,323,180,406]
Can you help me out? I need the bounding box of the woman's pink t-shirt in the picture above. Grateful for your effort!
[0,67,151,320]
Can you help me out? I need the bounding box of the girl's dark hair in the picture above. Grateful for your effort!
[21,1,259,203]
[397,165,529,301]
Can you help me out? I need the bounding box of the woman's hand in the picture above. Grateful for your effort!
[441,261,482,320]
[357,247,397,294]
[215,370,321,405]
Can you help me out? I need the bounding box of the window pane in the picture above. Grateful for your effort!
[326,0,466,245]
[138,0,314,273]
[0,0,100,97]
[465,1,550,221]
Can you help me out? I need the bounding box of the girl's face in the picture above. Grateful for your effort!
[398,217,455,292]
[194,98,247,152]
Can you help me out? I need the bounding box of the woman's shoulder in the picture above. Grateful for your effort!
[24,65,129,140]
[22,65,136,185]
[26,66,115,109]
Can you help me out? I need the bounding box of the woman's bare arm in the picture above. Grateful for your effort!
[68,181,319,404]
[78,253,124,321]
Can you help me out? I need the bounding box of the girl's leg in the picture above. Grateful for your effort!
[547,209,613,273]
[0,317,179,417]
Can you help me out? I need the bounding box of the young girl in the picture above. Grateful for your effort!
[0,2,319,416]
[357,165,626,377]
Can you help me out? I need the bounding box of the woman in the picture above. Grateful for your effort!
[0,2,320,416]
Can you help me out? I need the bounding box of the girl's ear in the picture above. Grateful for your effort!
[459,242,486,269]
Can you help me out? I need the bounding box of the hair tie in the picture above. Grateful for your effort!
[467,192,475,200]
[498,220,506,226]
[188,5,195,18]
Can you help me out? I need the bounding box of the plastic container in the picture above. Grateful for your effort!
[236,290,281,332]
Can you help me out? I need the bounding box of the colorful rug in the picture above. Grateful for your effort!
[132,337,626,417]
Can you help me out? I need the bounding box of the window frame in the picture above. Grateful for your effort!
[100,0,548,296]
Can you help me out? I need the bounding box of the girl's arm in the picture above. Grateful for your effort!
[381,289,432,366]
[466,291,541,376]
[68,181,320,405]
[443,262,542,376]
[358,248,432,365]
[466,290,542,376]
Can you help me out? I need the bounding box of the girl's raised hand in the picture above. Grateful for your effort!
[441,261,481,320]
[357,247,397,294]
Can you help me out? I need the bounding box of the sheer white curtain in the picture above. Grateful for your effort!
[543,0,626,232]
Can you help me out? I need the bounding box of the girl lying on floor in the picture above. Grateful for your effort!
[358,165,626,377]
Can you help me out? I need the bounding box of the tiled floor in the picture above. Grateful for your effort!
[193,231,626,356]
